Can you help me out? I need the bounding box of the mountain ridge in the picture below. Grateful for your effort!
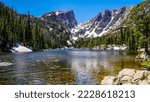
[71,6,132,39]
[42,10,77,29]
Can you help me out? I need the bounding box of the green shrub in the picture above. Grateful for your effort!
[142,60,150,68]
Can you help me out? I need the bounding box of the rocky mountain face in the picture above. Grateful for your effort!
[144,3,150,12]
[42,11,77,29]
[20,11,74,48]
[71,7,132,39]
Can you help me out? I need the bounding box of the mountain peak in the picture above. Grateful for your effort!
[55,10,74,15]
[42,10,77,29]
[71,7,132,38]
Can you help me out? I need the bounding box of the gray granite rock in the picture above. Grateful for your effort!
[132,70,145,83]
[0,62,13,67]
[138,80,149,85]
[101,76,116,85]
[101,68,150,85]
[117,69,135,78]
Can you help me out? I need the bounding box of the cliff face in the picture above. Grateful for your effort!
[71,7,131,38]
[42,11,77,29]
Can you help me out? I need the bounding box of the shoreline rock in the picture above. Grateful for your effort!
[0,62,13,67]
[101,68,150,85]
[88,44,127,50]
[136,51,150,62]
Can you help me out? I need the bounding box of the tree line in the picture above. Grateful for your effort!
[75,1,150,53]
[0,2,70,52]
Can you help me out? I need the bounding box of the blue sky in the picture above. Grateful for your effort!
[0,0,144,23]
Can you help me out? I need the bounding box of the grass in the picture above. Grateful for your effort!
[141,60,150,71]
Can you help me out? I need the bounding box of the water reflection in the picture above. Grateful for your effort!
[0,50,143,85]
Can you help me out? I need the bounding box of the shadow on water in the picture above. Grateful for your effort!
[0,50,143,85]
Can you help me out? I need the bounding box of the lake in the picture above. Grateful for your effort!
[0,49,143,85]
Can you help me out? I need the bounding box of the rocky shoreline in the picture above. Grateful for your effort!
[101,68,150,85]
[91,44,127,50]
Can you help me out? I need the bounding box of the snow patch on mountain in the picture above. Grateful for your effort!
[11,44,32,53]
[71,7,132,39]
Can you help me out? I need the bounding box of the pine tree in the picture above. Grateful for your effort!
[24,12,32,47]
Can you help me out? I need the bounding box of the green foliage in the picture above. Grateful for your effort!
[0,2,70,52]
[75,27,134,49]
[142,60,150,68]
[75,1,150,52]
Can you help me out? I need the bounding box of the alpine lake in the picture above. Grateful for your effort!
[0,49,143,85]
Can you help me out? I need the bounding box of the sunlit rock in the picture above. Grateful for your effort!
[101,76,116,85]
[144,71,150,78]
[119,76,132,84]
[122,83,132,85]
[148,74,150,80]
[136,51,150,61]
[101,68,150,85]
[0,62,13,67]
[132,70,145,83]
[138,80,149,85]
[117,68,135,78]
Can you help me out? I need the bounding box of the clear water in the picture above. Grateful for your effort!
[0,49,143,85]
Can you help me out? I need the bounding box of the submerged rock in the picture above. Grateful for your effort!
[0,62,13,67]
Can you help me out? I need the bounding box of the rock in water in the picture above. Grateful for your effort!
[0,62,13,67]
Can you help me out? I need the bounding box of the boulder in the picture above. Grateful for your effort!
[119,76,132,85]
[0,62,13,67]
[122,83,132,85]
[101,68,150,85]
[132,70,145,83]
[147,80,150,84]
[136,51,150,61]
[138,80,149,85]
[101,76,116,85]
[117,68,135,79]
[144,71,150,78]
[113,78,120,85]
[120,76,132,82]
[147,74,150,80]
